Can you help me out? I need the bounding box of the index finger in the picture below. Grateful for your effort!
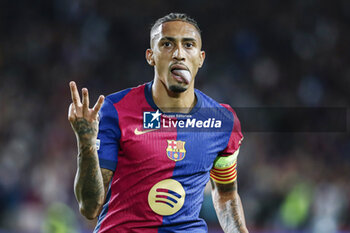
[69,81,81,106]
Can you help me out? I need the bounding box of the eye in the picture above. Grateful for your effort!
[184,42,194,48]
[163,41,172,47]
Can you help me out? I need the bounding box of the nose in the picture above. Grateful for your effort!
[172,45,185,61]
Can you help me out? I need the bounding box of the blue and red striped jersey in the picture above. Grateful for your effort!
[94,81,243,233]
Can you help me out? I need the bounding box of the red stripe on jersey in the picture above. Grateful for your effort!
[98,84,177,233]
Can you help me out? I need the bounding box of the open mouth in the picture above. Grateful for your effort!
[170,65,191,84]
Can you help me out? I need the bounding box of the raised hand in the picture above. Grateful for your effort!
[68,81,104,149]
[68,81,109,219]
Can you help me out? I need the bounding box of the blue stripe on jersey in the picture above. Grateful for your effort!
[97,88,131,171]
[93,180,113,233]
[159,90,234,232]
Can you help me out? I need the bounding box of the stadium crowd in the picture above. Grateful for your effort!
[0,0,349,232]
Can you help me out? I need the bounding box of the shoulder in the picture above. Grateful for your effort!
[100,83,147,117]
[195,89,236,120]
[106,83,147,104]
[195,88,222,107]
[219,104,239,120]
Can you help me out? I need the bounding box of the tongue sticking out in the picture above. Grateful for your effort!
[171,69,191,84]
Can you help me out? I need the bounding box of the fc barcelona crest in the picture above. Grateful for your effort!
[166,140,186,161]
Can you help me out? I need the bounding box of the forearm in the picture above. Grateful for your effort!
[74,143,105,219]
[68,82,108,219]
[211,180,249,233]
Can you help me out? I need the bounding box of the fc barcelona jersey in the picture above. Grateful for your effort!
[94,81,243,233]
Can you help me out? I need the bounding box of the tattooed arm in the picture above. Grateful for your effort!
[68,81,114,219]
[211,179,249,233]
[73,137,113,219]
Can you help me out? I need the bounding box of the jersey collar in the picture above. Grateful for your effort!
[144,81,202,115]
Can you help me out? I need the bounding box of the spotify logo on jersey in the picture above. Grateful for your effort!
[148,179,186,216]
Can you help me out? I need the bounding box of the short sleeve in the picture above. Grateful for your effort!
[97,97,121,171]
[219,104,243,156]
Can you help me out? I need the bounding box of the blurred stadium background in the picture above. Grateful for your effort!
[0,0,349,232]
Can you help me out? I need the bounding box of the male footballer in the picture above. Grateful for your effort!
[68,13,248,233]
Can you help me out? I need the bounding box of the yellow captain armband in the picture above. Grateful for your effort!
[210,148,240,184]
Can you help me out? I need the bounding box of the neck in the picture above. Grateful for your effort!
[152,78,196,113]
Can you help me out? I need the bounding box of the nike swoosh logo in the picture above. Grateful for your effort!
[134,128,159,135]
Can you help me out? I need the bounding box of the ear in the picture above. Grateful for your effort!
[199,51,206,68]
[146,49,155,66]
